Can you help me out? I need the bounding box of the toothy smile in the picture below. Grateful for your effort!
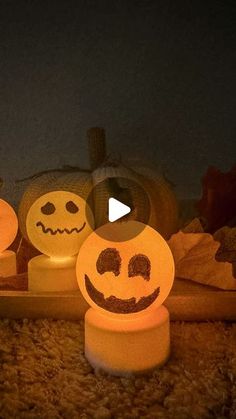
[36,221,86,235]
[85,274,160,314]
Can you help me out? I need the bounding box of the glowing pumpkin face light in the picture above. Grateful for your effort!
[0,199,18,277]
[26,190,94,259]
[76,221,175,318]
[0,199,18,254]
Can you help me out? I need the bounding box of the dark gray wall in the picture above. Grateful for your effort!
[0,0,235,205]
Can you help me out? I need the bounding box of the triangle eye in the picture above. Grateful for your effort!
[41,202,56,215]
[128,254,151,281]
[96,248,121,276]
[66,201,79,213]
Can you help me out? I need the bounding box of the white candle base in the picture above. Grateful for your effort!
[85,305,170,376]
[28,254,79,292]
[0,250,17,277]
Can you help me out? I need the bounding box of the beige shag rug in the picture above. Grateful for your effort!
[0,319,235,419]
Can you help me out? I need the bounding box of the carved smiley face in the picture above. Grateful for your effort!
[76,221,175,317]
[26,191,94,258]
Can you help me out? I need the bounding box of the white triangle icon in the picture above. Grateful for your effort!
[108,197,131,222]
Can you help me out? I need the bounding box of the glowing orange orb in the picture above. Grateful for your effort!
[76,221,175,318]
[0,199,18,254]
[26,191,94,258]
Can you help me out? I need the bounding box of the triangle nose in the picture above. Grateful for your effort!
[108,197,131,222]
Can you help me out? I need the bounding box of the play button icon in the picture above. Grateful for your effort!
[108,197,131,222]
[86,175,151,240]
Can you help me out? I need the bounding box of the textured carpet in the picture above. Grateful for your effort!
[0,319,235,419]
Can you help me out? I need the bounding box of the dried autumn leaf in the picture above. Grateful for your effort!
[16,236,40,274]
[196,165,236,233]
[168,230,236,290]
[182,217,204,234]
[0,273,27,291]
[214,227,236,277]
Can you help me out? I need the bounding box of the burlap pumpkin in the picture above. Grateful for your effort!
[18,127,178,242]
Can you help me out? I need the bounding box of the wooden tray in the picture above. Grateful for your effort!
[0,276,235,321]
[165,278,236,321]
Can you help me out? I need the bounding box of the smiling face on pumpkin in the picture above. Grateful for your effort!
[0,199,18,254]
[26,191,94,258]
[76,221,175,318]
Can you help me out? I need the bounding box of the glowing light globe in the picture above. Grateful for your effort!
[26,190,94,292]
[0,199,18,277]
[76,221,174,318]
[26,190,94,259]
[0,198,18,254]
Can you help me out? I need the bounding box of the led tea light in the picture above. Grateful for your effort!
[0,199,18,277]
[76,221,175,375]
[26,190,94,292]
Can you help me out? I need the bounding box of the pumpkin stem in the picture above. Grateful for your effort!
[87,127,107,170]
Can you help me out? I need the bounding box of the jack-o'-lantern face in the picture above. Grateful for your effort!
[26,191,94,258]
[76,221,175,318]
[0,199,18,254]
